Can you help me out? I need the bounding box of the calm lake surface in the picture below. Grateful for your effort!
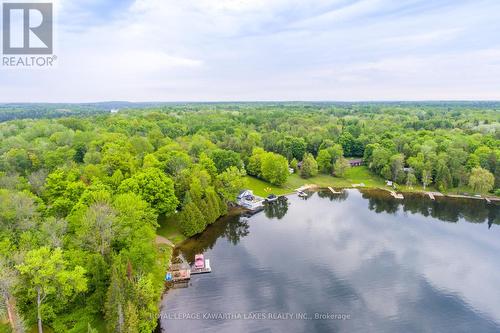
[159,189,500,333]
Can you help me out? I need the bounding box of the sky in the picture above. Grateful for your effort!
[1,0,500,102]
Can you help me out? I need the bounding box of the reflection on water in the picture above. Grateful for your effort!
[264,197,289,220]
[362,190,499,225]
[160,190,500,333]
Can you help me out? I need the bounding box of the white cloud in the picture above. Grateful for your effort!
[1,0,500,101]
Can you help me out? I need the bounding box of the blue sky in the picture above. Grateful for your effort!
[1,0,500,102]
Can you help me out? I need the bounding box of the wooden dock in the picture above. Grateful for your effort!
[166,269,191,282]
[296,184,318,192]
[190,267,212,275]
[485,197,491,204]
[327,187,342,194]
[191,259,212,275]
[166,260,212,282]
[389,190,404,199]
[426,192,443,200]
[166,263,191,282]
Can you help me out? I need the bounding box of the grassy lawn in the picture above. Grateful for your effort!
[245,166,481,196]
[286,167,388,189]
[246,166,390,196]
[245,176,295,197]
[157,214,187,245]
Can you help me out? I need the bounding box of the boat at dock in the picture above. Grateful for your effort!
[266,194,279,203]
[191,259,212,275]
[297,190,307,198]
[166,255,212,283]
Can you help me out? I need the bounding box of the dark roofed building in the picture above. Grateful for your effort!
[348,158,363,167]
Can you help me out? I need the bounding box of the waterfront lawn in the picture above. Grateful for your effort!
[245,166,449,195]
[246,166,388,196]
[285,167,388,189]
[157,214,187,245]
[245,176,293,197]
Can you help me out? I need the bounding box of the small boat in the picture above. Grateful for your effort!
[191,258,212,275]
[194,254,205,269]
[297,190,307,198]
[266,194,278,202]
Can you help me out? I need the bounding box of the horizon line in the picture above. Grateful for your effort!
[1,99,500,105]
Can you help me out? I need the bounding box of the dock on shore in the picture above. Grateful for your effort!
[327,187,343,194]
[166,260,212,283]
[296,184,318,192]
[166,263,191,282]
[426,192,443,200]
[389,190,404,199]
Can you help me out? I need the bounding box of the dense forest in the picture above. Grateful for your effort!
[0,103,499,332]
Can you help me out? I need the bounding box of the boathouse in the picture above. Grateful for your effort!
[237,190,265,210]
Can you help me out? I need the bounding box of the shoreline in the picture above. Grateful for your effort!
[276,184,500,202]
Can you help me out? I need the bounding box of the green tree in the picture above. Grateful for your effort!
[390,154,405,183]
[406,172,417,188]
[142,154,162,169]
[339,132,356,157]
[333,156,350,178]
[119,168,179,215]
[260,152,289,186]
[199,153,217,179]
[247,148,266,177]
[124,301,139,333]
[215,167,247,203]
[179,201,206,237]
[210,149,243,173]
[101,143,135,177]
[326,144,343,164]
[469,167,494,193]
[300,153,318,179]
[474,146,493,170]
[370,147,391,174]
[282,137,306,160]
[76,202,117,256]
[317,149,332,174]
[381,165,392,180]
[105,260,126,333]
[160,151,192,177]
[408,153,425,181]
[3,148,32,174]
[435,160,452,191]
[0,259,23,333]
[17,247,87,333]
[422,167,432,190]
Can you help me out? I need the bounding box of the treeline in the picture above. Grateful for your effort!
[0,104,499,332]
[0,104,111,122]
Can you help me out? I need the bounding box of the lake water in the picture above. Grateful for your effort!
[159,189,500,333]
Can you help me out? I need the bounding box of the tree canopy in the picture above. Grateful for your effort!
[0,102,498,332]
